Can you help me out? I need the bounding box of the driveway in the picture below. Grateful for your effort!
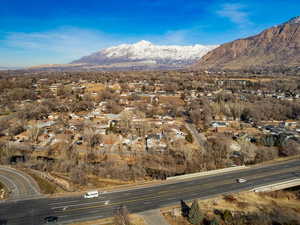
[185,122,207,151]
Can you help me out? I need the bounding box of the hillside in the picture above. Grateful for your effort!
[194,16,300,71]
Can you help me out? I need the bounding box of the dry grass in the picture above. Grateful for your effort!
[163,212,190,225]
[251,155,300,167]
[70,217,114,225]
[0,182,8,199]
[84,83,106,93]
[223,194,238,203]
[26,170,61,194]
[161,190,300,225]
[78,175,133,190]
[43,170,137,193]
[159,96,185,106]
[199,191,300,214]
[70,214,146,225]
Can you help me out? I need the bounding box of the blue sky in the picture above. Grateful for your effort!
[0,0,299,67]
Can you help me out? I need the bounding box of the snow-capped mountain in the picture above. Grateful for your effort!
[286,16,300,24]
[71,40,218,69]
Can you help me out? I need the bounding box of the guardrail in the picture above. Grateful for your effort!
[251,178,300,192]
[167,166,248,181]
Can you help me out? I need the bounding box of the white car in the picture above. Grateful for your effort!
[84,190,99,199]
[236,178,247,183]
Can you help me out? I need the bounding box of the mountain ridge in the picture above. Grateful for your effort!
[71,40,218,68]
[194,16,300,71]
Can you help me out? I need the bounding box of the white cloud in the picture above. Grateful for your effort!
[3,26,202,54]
[0,26,211,66]
[158,30,191,45]
[148,28,211,46]
[216,3,252,27]
[2,27,121,62]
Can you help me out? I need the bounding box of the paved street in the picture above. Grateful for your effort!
[185,122,207,150]
[0,160,299,225]
[0,167,40,199]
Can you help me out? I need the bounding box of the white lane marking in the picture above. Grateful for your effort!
[0,174,20,196]
[122,193,131,196]
[143,201,152,204]
[60,213,104,220]
[0,167,39,194]
[191,193,200,196]
[48,200,79,205]
[51,200,107,209]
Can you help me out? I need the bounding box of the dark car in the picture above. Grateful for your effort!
[44,216,58,223]
[0,219,7,225]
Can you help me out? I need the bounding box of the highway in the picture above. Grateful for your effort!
[0,160,300,225]
[0,167,40,199]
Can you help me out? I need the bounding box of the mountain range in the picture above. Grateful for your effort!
[194,16,300,71]
[0,66,23,70]
[27,16,300,72]
[29,41,217,71]
[72,40,218,67]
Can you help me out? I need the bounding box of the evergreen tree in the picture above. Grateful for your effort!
[209,218,219,225]
[222,210,233,224]
[185,132,193,143]
[188,200,203,225]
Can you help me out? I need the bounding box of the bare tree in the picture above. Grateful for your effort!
[28,125,43,144]
[70,166,87,185]
[114,205,132,225]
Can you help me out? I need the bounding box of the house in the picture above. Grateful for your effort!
[146,133,166,150]
[211,121,228,128]
[171,128,185,139]
[281,121,297,128]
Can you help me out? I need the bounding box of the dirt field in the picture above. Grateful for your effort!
[162,190,300,225]
[70,214,147,225]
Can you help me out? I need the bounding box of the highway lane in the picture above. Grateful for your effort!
[0,167,40,199]
[0,159,300,225]
[54,171,299,223]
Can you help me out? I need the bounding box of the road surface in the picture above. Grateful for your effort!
[185,123,207,150]
[0,160,300,225]
[0,167,40,199]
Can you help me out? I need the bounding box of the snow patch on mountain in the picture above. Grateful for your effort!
[287,16,300,24]
[102,40,217,61]
[72,40,218,66]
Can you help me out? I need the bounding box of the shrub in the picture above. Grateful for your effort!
[185,132,193,143]
[188,200,203,225]
[114,205,132,225]
[8,125,25,136]
[237,201,250,209]
[209,218,220,225]
[222,210,233,224]
[223,194,237,203]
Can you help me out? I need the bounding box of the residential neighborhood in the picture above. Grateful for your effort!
[1,70,300,191]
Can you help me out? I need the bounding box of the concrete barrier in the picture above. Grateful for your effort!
[167,166,248,181]
[251,179,300,192]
